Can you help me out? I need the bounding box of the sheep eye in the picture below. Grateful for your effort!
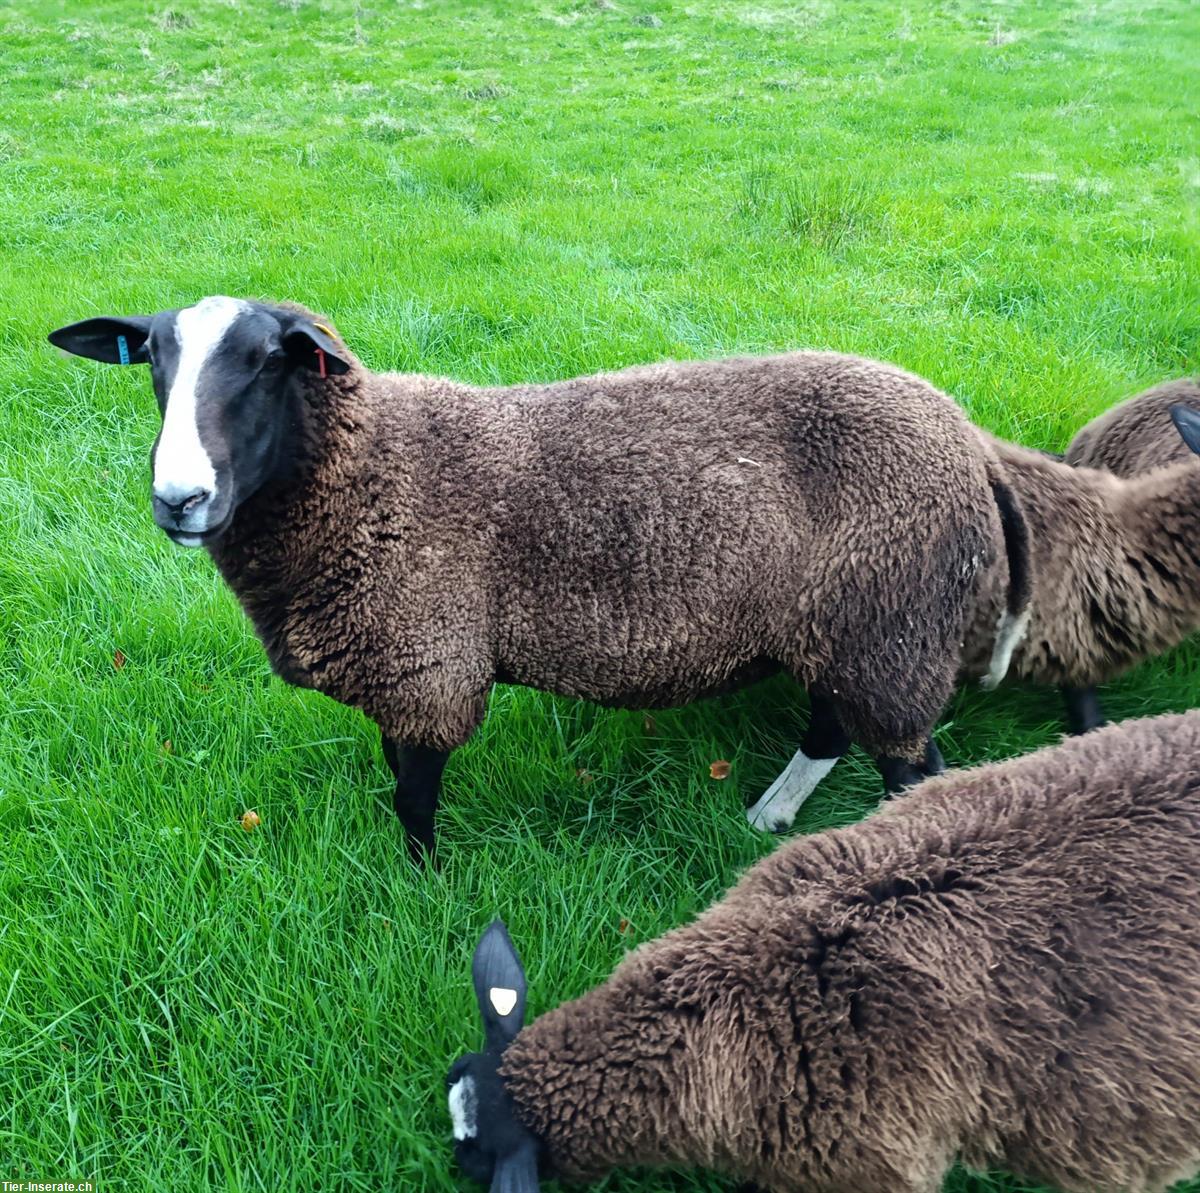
[261,350,286,372]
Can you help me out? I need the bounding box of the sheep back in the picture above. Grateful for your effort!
[212,346,1005,756]
[501,711,1200,1192]
[1065,378,1200,476]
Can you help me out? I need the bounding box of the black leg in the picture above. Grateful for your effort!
[381,735,401,779]
[878,755,926,796]
[802,692,852,760]
[381,733,449,863]
[923,737,946,776]
[1063,686,1106,736]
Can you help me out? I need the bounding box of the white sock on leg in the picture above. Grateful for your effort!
[746,748,839,832]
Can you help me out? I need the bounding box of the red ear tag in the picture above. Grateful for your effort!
[315,346,327,379]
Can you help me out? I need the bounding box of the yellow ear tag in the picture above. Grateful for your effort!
[489,987,518,1017]
[313,322,335,337]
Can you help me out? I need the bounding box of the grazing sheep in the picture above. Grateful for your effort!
[47,297,1029,853]
[1052,377,1200,733]
[1065,377,1200,477]
[957,384,1200,736]
[448,711,1200,1193]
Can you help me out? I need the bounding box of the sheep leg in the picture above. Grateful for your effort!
[877,755,927,795]
[923,738,946,774]
[875,739,950,797]
[1063,685,1107,735]
[747,694,849,832]
[381,734,449,862]
[829,660,951,799]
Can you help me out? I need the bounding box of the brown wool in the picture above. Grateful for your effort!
[1065,378,1200,476]
[206,305,1024,766]
[501,712,1200,1193]
[962,379,1200,688]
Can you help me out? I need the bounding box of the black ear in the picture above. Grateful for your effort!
[1170,404,1200,456]
[472,921,528,1051]
[48,316,152,365]
[282,316,352,377]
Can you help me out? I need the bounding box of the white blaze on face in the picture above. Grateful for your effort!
[448,1075,478,1141]
[153,296,246,505]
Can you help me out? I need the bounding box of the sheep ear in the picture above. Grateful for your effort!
[489,1137,540,1193]
[282,317,351,376]
[48,316,152,365]
[472,920,528,1051]
[1170,404,1200,456]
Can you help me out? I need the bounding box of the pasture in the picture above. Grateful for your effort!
[1,0,1198,1188]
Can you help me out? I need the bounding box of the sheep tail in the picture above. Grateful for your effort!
[982,471,1032,690]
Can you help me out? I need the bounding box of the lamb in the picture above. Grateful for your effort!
[47,297,1029,854]
[448,710,1200,1193]
[956,381,1200,735]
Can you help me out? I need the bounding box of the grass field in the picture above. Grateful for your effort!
[2,0,1199,1188]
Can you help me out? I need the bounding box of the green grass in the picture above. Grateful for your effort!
[1,0,1198,1188]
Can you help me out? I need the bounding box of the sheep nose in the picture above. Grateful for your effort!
[153,485,212,523]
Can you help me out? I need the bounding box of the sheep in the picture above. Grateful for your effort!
[956,382,1200,736]
[448,710,1200,1193]
[1065,377,1200,476]
[1050,377,1200,733]
[47,296,1030,855]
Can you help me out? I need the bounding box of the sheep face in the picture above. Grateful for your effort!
[447,1050,540,1188]
[448,921,542,1190]
[48,297,349,547]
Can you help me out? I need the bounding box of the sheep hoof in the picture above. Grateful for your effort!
[747,802,793,834]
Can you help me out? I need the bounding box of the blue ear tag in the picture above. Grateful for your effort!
[116,335,130,365]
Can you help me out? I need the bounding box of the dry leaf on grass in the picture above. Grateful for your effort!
[112,649,126,670]
[709,759,731,780]
[240,809,261,832]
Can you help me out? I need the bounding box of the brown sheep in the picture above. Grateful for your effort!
[449,710,1200,1193]
[47,297,1029,854]
[1066,377,1200,476]
[1050,377,1200,732]
[957,382,1200,736]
